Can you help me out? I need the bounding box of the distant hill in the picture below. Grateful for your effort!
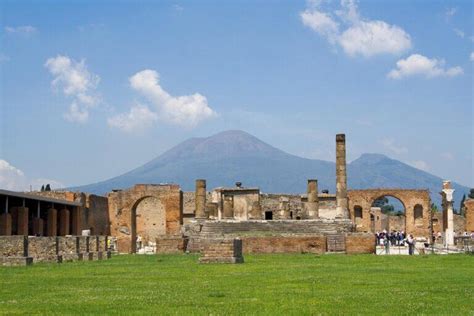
[74,130,470,206]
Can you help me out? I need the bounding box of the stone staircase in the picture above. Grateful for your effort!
[198,220,353,237]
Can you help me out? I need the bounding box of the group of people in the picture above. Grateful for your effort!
[375,230,416,255]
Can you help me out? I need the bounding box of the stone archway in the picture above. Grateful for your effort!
[348,189,431,237]
[107,184,183,254]
[130,196,166,254]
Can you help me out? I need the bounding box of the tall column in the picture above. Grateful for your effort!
[441,180,455,247]
[306,179,319,219]
[16,206,29,236]
[71,206,83,235]
[336,134,348,218]
[59,208,70,236]
[1,196,12,235]
[47,208,58,236]
[195,179,207,219]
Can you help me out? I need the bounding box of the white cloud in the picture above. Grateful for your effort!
[4,25,37,35]
[300,0,412,57]
[410,160,430,171]
[0,159,63,191]
[470,52,474,62]
[107,104,158,133]
[453,28,465,38]
[388,54,463,79]
[445,7,457,20]
[45,55,100,123]
[380,138,408,155]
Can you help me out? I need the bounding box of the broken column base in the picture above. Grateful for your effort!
[199,238,244,264]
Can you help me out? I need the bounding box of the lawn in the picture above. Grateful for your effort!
[0,254,473,315]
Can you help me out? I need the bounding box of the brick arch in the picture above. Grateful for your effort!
[107,184,183,253]
[347,189,431,237]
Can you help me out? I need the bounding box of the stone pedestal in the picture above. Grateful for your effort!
[0,213,12,236]
[47,208,57,236]
[199,238,244,264]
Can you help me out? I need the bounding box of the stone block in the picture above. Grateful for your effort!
[345,233,376,254]
[155,236,185,254]
[199,238,244,264]
[0,236,28,257]
[28,236,59,263]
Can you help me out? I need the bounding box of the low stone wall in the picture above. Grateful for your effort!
[28,237,60,263]
[0,236,27,257]
[199,239,244,264]
[0,236,111,266]
[241,236,326,254]
[345,233,376,254]
[155,236,186,254]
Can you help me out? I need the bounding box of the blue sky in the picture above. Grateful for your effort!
[0,0,472,190]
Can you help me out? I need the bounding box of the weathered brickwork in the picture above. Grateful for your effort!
[155,236,186,254]
[465,199,474,233]
[199,238,244,264]
[1,236,110,266]
[242,236,326,254]
[348,189,431,237]
[108,184,183,253]
[345,234,376,254]
[28,237,61,263]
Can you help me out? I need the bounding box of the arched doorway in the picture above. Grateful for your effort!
[370,195,406,233]
[130,196,166,253]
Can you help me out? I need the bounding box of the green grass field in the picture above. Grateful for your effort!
[0,254,473,315]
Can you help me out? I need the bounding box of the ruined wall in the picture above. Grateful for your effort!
[432,212,467,234]
[260,194,303,220]
[345,234,376,254]
[108,184,182,253]
[30,191,109,235]
[0,236,27,257]
[465,199,474,233]
[28,236,59,262]
[155,236,186,254]
[241,236,326,254]
[348,189,431,237]
[388,215,405,232]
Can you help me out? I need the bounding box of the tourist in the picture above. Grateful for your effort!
[407,234,415,255]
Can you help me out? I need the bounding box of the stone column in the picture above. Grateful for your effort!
[336,134,348,218]
[71,206,83,235]
[223,195,234,219]
[278,197,290,219]
[195,179,207,219]
[16,207,29,236]
[306,179,319,219]
[464,199,474,233]
[33,218,44,236]
[59,208,70,236]
[47,208,58,236]
[0,213,12,235]
[441,180,455,247]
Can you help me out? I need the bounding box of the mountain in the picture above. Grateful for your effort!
[75,130,470,206]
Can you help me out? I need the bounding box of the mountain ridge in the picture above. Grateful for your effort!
[74,130,470,206]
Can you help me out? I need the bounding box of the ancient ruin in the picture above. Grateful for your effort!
[1,133,473,265]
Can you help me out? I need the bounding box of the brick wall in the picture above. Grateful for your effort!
[241,236,326,254]
[155,236,186,254]
[199,239,243,263]
[345,233,376,254]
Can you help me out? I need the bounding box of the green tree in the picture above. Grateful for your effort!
[45,184,51,191]
[469,189,474,199]
[40,185,45,192]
